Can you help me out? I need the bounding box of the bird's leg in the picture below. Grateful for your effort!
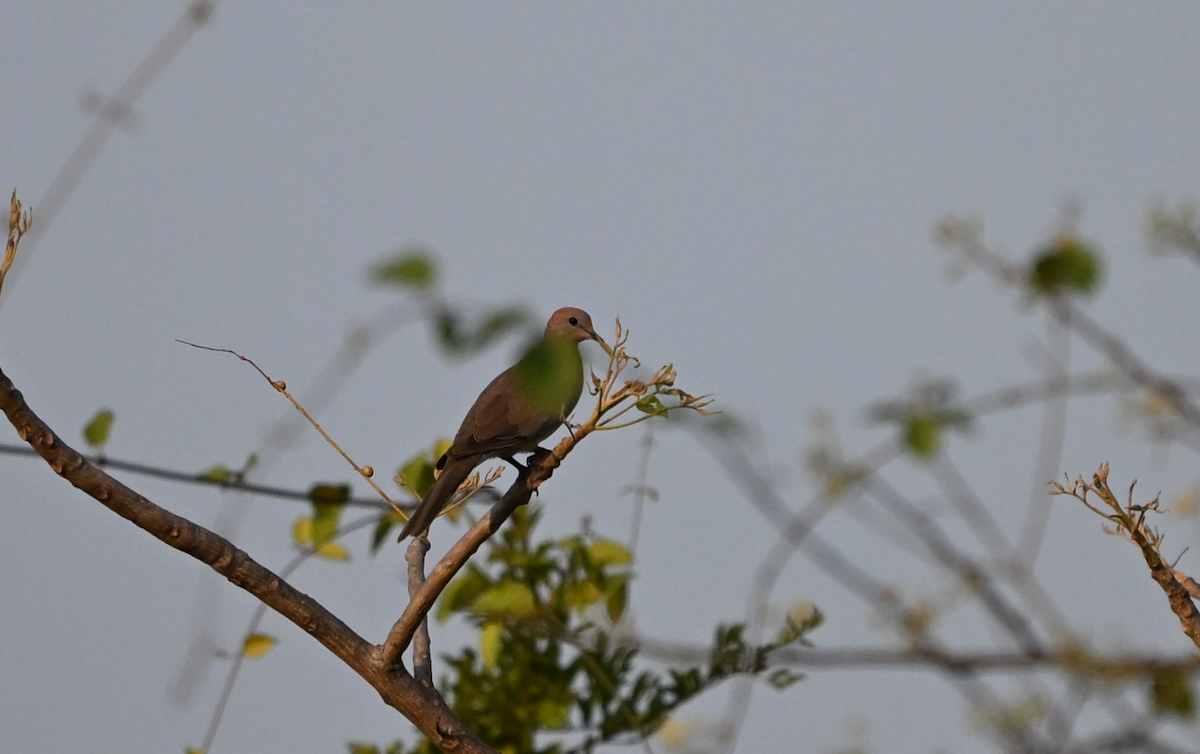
[524,447,558,490]
[501,455,528,473]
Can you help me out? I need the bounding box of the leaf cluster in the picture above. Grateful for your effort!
[362,509,817,754]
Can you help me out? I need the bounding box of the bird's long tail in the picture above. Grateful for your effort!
[397,454,480,541]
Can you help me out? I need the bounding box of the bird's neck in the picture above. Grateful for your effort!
[514,336,585,414]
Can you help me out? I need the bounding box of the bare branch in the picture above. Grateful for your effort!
[1055,464,1200,650]
[0,364,497,753]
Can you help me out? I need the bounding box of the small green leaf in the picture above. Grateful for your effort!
[346,744,380,754]
[473,307,528,349]
[1151,667,1195,717]
[905,414,941,458]
[635,395,668,418]
[766,668,803,689]
[560,580,604,613]
[371,510,405,554]
[589,539,633,567]
[308,484,350,544]
[1028,236,1102,295]
[472,581,537,617]
[536,698,571,729]
[242,633,277,658]
[293,518,313,546]
[315,541,350,560]
[438,565,491,622]
[605,575,629,624]
[186,748,206,754]
[199,465,232,482]
[398,452,439,500]
[83,409,115,448]
[370,248,436,290]
[480,622,503,670]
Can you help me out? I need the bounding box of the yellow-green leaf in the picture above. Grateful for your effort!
[560,580,604,614]
[536,698,571,729]
[480,622,503,670]
[371,248,437,290]
[905,414,940,458]
[371,510,405,553]
[315,541,350,561]
[398,452,438,500]
[83,409,115,448]
[242,633,276,658]
[438,565,491,622]
[293,518,313,546]
[1151,667,1195,718]
[589,539,633,567]
[472,581,536,617]
[1028,236,1102,295]
[185,748,206,754]
[605,575,629,623]
[199,465,232,483]
[635,395,668,418]
[308,484,350,544]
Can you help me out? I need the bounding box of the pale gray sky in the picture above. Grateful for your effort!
[2,3,1199,753]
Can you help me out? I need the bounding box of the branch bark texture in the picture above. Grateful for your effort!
[0,365,496,754]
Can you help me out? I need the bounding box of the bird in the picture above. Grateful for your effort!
[397,307,610,540]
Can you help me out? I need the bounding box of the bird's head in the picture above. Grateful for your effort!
[545,307,613,355]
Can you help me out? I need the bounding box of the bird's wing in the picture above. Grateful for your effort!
[451,367,560,458]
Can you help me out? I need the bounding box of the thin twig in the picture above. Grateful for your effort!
[176,340,403,516]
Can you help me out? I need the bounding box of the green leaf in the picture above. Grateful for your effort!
[370,248,436,290]
[589,539,633,567]
[1151,667,1195,718]
[346,745,380,754]
[605,575,629,623]
[398,452,439,500]
[1028,236,1102,295]
[199,465,232,482]
[308,484,350,544]
[315,541,351,561]
[438,565,491,622]
[242,633,277,658]
[293,518,313,546]
[635,395,668,418]
[371,510,405,554]
[472,580,537,617]
[766,668,803,689]
[480,622,503,670]
[473,307,528,349]
[905,414,941,458]
[536,698,571,729]
[83,409,115,448]
[560,580,604,614]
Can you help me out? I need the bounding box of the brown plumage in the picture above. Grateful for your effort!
[398,307,608,540]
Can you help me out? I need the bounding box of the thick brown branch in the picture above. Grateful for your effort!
[1136,539,1200,651]
[381,452,557,666]
[0,365,496,753]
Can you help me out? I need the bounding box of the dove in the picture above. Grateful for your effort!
[398,307,608,540]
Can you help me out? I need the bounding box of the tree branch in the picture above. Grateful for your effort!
[0,364,498,754]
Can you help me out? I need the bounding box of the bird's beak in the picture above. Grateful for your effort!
[589,329,614,357]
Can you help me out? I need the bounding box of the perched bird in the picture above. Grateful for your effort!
[398,307,609,540]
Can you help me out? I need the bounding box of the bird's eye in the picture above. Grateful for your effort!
[569,317,579,326]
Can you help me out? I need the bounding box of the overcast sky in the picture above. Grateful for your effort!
[2,3,1199,753]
